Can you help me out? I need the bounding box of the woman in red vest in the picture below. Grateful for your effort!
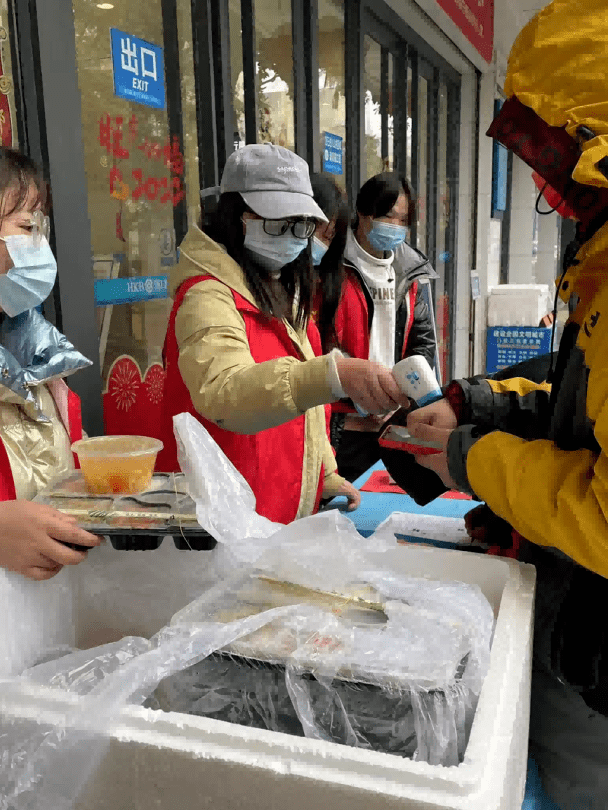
[0,148,101,580]
[321,173,438,482]
[158,144,410,524]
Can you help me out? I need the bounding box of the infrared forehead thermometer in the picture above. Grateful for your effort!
[361,356,445,455]
[354,355,443,416]
[391,356,443,408]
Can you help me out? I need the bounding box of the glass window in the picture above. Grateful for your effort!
[176,1,200,227]
[229,0,245,147]
[364,35,383,180]
[406,64,412,183]
[0,1,18,148]
[386,53,393,172]
[255,0,294,149]
[73,0,188,433]
[318,0,345,189]
[416,75,428,254]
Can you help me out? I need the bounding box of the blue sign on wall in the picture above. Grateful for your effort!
[491,99,508,217]
[94,275,168,307]
[110,28,165,110]
[323,132,343,175]
[486,326,553,374]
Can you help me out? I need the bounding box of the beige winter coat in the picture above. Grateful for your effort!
[172,225,345,517]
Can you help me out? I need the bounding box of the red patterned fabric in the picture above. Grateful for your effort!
[103,356,165,437]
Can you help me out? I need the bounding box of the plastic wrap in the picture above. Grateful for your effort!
[0,415,495,808]
[0,606,304,810]
[158,565,492,767]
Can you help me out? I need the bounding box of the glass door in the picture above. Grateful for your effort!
[72,0,195,435]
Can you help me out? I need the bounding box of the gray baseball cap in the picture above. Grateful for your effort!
[220,143,328,222]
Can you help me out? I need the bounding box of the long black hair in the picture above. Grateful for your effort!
[309,173,349,352]
[354,172,414,231]
[203,191,315,329]
[0,148,49,221]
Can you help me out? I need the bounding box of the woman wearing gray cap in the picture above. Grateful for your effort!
[157,144,409,525]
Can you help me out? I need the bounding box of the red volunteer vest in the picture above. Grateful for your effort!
[157,275,331,525]
[0,387,83,501]
[331,276,418,415]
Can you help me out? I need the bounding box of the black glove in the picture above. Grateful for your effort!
[464,503,513,548]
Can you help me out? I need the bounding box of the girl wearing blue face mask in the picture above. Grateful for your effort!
[158,145,412,523]
[330,172,438,483]
[0,148,101,581]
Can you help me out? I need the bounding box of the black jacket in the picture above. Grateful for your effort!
[342,240,438,367]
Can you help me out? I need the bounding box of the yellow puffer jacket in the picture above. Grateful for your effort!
[171,225,345,516]
[504,0,608,190]
[444,2,608,804]
[448,0,608,576]
[463,237,608,575]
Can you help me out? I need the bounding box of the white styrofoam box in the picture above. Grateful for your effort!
[0,567,76,676]
[0,540,535,810]
[487,284,552,327]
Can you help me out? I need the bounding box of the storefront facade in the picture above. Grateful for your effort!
[2,0,554,435]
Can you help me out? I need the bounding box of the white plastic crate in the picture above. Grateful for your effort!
[0,538,535,810]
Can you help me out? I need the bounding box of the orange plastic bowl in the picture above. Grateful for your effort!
[71,436,164,495]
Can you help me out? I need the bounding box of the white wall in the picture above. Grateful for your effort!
[452,72,476,378]
[534,213,560,288]
[470,70,498,374]
[507,156,538,284]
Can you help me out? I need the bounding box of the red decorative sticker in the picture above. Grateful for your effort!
[104,355,166,436]
[100,112,185,207]
[0,26,14,147]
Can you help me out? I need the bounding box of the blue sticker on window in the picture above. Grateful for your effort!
[110,28,165,110]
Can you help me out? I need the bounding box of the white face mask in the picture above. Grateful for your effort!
[0,235,57,318]
[243,219,308,273]
[311,236,329,266]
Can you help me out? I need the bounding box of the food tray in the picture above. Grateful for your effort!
[172,573,470,690]
[34,471,216,551]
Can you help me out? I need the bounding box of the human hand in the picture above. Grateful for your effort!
[406,423,460,491]
[336,480,361,511]
[0,501,103,581]
[406,397,457,433]
[336,357,411,416]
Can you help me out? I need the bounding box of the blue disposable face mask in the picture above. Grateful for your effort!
[311,236,329,266]
[243,219,308,273]
[367,221,409,253]
[0,235,57,318]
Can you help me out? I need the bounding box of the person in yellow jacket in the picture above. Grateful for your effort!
[407,1,608,806]
[159,144,411,524]
[0,148,101,580]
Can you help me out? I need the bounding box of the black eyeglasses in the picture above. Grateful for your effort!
[262,218,316,239]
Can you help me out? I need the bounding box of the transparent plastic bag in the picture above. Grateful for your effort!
[159,570,491,767]
[0,605,303,810]
[0,415,495,807]
[22,637,151,696]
